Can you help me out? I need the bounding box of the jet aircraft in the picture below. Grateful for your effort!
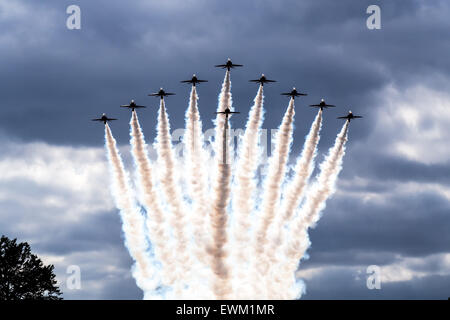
[148,88,175,99]
[92,113,117,124]
[215,107,240,119]
[215,58,243,71]
[180,74,208,86]
[281,87,307,99]
[120,99,146,111]
[337,110,363,122]
[249,74,276,86]
[310,98,336,110]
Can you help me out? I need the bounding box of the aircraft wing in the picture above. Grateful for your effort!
[249,79,260,83]
[180,80,191,83]
[337,116,349,119]
[309,104,321,107]
[197,80,208,82]
[215,64,227,68]
[92,118,102,121]
[232,64,243,67]
[148,93,159,96]
[265,80,276,83]
[229,111,240,114]
[353,116,363,118]
[281,93,292,96]
[326,104,336,107]
[165,93,176,96]
[120,105,130,108]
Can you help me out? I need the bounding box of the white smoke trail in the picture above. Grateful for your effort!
[103,72,351,300]
[264,109,323,298]
[231,85,264,299]
[129,110,176,289]
[104,124,161,298]
[265,110,323,296]
[208,70,233,299]
[184,86,211,264]
[280,109,323,223]
[155,99,192,295]
[277,120,349,299]
[253,98,296,291]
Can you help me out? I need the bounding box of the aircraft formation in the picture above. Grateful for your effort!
[92,58,363,124]
[98,58,359,299]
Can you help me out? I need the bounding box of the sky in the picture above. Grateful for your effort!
[0,0,449,299]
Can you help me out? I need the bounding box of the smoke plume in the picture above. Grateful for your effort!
[104,124,159,297]
[102,71,352,300]
[254,98,296,282]
[208,70,233,299]
[231,85,264,298]
[155,99,192,294]
[129,111,176,289]
[275,120,349,299]
[184,86,210,265]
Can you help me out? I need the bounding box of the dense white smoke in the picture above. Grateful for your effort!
[208,70,233,299]
[155,99,192,296]
[275,120,349,299]
[280,109,323,224]
[104,124,159,298]
[129,111,176,293]
[231,85,264,298]
[103,71,351,299]
[264,109,323,298]
[184,86,210,263]
[253,97,296,296]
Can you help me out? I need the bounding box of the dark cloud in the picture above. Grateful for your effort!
[0,0,446,146]
[302,268,450,300]
[305,191,450,257]
[342,151,450,186]
[300,250,400,268]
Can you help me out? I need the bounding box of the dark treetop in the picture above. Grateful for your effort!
[0,235,62,300]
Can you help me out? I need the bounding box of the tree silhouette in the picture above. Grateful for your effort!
[0,235,62,300]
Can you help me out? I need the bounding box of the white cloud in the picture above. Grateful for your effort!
[0,141,115,218]
[0,1,59,48]
[370,84,450,164]
[337,176,450,205]
[381,253,450,283]
[0,140,141,299]
[296,252,450,285]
